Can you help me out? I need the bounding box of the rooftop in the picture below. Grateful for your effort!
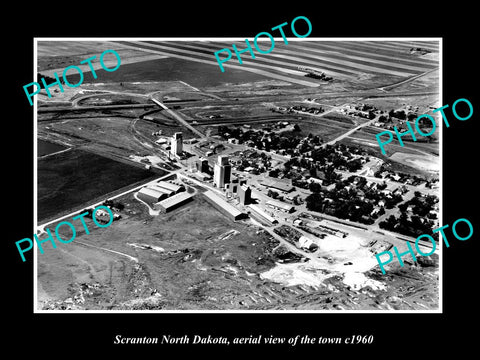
[149,185,174,196]
[248,204,278,224]
[266,199,295,211]
[138,187,167,199]
[260,177,294,192]
[156,181,184,193]
[157,191,194,209]
[203,190,244,218]
[240,184,250,192]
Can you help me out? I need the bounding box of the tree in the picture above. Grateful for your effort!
[398,202,408,212]
[346,158,362,172]
[218,126,228,136]
[395,110,406,120]
[407,112,417,121]
[309,182,322,193]
[425,195,437,206]
[38,73,65,85]
[305,193,323,212]
[379,214,397,231]
[269,168,280,178]
[356,176,367,187]
[410,215,423,229]
[377,182,387,190]
[267,189,279,199]
[378,115,388,123]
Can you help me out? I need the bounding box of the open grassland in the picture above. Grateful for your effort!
[38,191,438,310]
[294,118,352,141]
[39,114,148,151]
[362,93,439,112]
[135,115,197,139]
[37,39,439,94]
[38,194,284,310]
[353,125,439,156]
[179,104,275,120]
[64,56,272,89]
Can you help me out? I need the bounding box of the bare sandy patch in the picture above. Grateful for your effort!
[261,220,389,292]
[390,152,439,172]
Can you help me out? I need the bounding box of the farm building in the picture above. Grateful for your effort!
[266,199,295,213]
[156,181,185,194]
[155,192,194,213]
[248,204,278,225]
[137,187,169,203]
[149,185,175,197]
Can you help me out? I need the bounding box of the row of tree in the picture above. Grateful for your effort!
[379,213,437,239]
[305,192,376,224]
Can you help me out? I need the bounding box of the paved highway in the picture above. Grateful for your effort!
[324,119,376,146]
[149,97,206,139]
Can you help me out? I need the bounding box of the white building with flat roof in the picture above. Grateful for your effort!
[213,155,231,188]
[266,199,295,213]
[156,192,194,213]
[248,204,278,225]
[171,132,183,157]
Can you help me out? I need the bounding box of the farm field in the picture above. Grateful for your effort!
[156,40,437,81]
[38,139,68,156]
[63,55,272,89]
[38,149,159,222]
[36,39,439,99]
